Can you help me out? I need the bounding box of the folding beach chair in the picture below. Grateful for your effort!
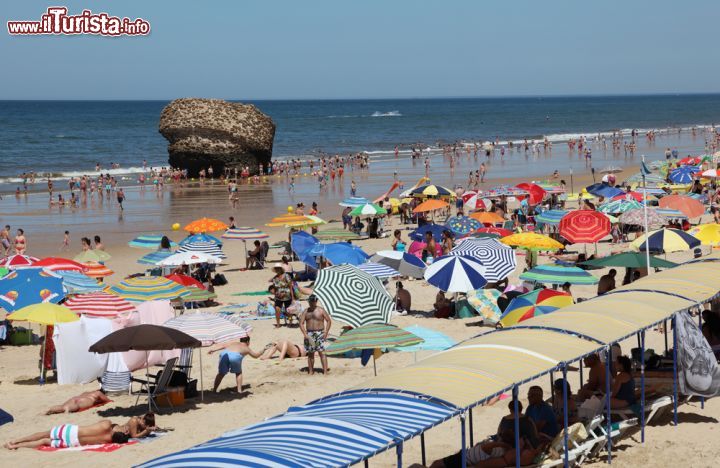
[610,395,673,426]
[132,357,178,412]
[175,348,194,380]
[532,415,605,467]
[100,370,132,395]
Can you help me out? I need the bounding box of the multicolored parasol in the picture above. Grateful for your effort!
[64,292,136,318]
[106,276,192,303]
[499,289,573,327]
[630,228,701,253]
[445,216,481,236]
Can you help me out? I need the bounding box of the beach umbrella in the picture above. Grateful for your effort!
[356,262,401,278]
[410,223,447,243]
[461,191,487,211]
[33,257,86,272]
[581,252,678,269]
[349,203,387,217]
[0,254,39,269]
[559,210,611,244]
[626,172,666,186]
[137,251,174,266]
[451,237,517,282]
[668,166,699,184]
[82,262,114,278]
[678,156,701,166]
[56,270,103,294]
[339,196,370,207]
[179,233,222,246]
[221,227,269,241]
[701,169,720,178]
[585,183,625,199]
[635,187,667,196]
[314,229,361,241]
[313,264,394,328]
[477,227,513,237]
[177,241,227,260]
[157,251,222,266]
[165,273,205,289]
[0,268,65,312]
[619,208,666,227]
[560,191,595,201]
[597,199,643,214]
[392,325,455,352]
[536,183,566,194]
[184,218,228,234]
[413,199,449,213]
[630,228,701,254]
[106,276,192,302]
[164,313,249,346]
[128,235,177,249]
[600,165,623,174]
[485,185,528,197]
[291,231,320,268]
[535,209,568,226]
[0,267,8,277]
[499,289,573,327]
[467,288,503,324]
[307,242,369,266]
[291,215,326,228]
[424,255,488,293]
[410,184,454,198]
[469,211,505,225]
[690,223,720,246]
[445,216,481,236]
[183,287,217,303]
[64,292,136,318]
[73,250,111,263]
[611,191,644,202]
[515,183,546,205]
[265,213,314,228]
[658,194,705,219]
[656,208,688,219]
[369,250,426,279]
[501,232,564,251]
[519,264,599,285]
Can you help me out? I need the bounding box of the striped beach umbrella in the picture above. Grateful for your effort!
[499,289,573,327]
[64,292,136,318]
[326,324,423,355]
[519,264,599,285]
[33,257,86,272]
[82,262,114,278]
[164,313,248,346]
[179,233,222,246]
[501,232,564,251]
[619,208,666,227]
[221,227,269,241]
[106,277,191,303]
[338,196,370,207]
[656,208,688,219]
[313,264,394,328]
[631,228,701,253]
[137,251,174,266]
[314,229,361,241]
[128,235,177,249]
[349,203,387,217]
[559,210,611,244]
[56,271,103,294]
[177,241,227,260]
[410,184,454,198]
[356,262,400,278]
[451,237,516,282]
[183,287,217,303]
[535,209,568,226]
[184,217,228,234]
[461,191,487,211]
[668,165,699,184]
[658,194,705,218]
[597,199,643,214]
[158,251,222,266]
[445,216,481,236]
[424,255,488,293]
[369,250,426,279]
[0,254,39,269]
[73,250,111,263]
[393,325,455,352]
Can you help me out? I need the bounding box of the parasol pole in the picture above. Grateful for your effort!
[569,168,574,197]
[199,348,204,402]
[373,353,377,376]
[40,325,47,385]
[641,155,652,274]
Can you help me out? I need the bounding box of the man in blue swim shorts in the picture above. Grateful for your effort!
[209,337,261,393]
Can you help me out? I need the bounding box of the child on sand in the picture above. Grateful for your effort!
[61,231,70,251]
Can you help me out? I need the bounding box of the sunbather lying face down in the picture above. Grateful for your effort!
[45,390,112,415]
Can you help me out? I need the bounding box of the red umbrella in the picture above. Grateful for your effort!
[34,257,87,272]
[477,227,513,237]
[559,210,611,244]
[64,292,137,318]
[678,156,701,166]
[165,273,206,290]
[611,191,644,202]
[0,254,39,268]
[515,183,546,206]
[658,194,705,219]
[461,191,487,211]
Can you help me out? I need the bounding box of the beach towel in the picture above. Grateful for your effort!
[224,310,274,321]
[676,310,720,397]
[37,441,138,452]
[231,290,269,296]
[54,316,113,385]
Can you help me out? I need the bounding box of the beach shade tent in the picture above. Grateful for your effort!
[0,254,39,268]
[128,235,177,249]
[413,199,449,214]
[450,238,517,282]
[690,223,720,246]
[369,250,427,279]
[477,227,513,237]
[559,210,611,244]
[82,262,114,278]
[179,233,223,246]
[326,324,424,375]
[89,324,201,411]
[467,288,503,325]
[445,216,481,236]
[658,194,705,219]
[600,165,623,174]
[183,217,228,234]
[581,252,678,269]
[73,250,111,263]
[307,242,369,267]
[137,251,174,266]
[64,292,137,318]
[424,255,488,293]
[356,262,401,278]
[597,199,643,214]
[668,165,700,184]
[314,228,361,241]
[515,182,546,205]
[461,191,487,211]
[410,223,447,243]
[535,209,568,226]
[519,264,599,285]
[611,191,644,202]
[410,184,454,198]
[0,268,65,312]
[221,227,269,242]
[106,276,192,303]
[176,241,227,260]
[500,232,564,251]
[313,264,394,328]
[631,228,701,254]
[498,289,573,327]
[585,183,625,199]
[56,270,103,294]
[392,325,455,352]
[619,208,667,227]
[165,273,206,289]
[339,196,371,207]
[469,211,505,225]
[33,257,86,272]
[349,203,387,217]
[157,251,222,267]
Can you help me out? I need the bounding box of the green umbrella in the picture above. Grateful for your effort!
[74,250,112,263]
[0,267,8,278]
[581,252,678,269]
[314,229,361,241]
[349,203,387,217]
[183,287,217,302]
[519,264,599,285]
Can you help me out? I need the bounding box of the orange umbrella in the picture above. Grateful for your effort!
[183,218,229,234]
[412,199,449,213]
[469,211,505,224]
[82,262,114,278]
[658,195,705,219]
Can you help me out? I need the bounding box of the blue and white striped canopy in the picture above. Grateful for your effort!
[128,234,177,249]
[450,238,517,282]
[424,254,488,293]
[179,233,222,246]
[56,270,103,294]
[339,197,370,208]
[177,241,227,260]
[137,250,174,266]
[356,262,401,278]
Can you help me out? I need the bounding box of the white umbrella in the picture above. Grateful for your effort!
[157,251,222,266]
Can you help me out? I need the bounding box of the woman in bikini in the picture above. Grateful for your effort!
[13,229,26,255]
[260,339,306,361]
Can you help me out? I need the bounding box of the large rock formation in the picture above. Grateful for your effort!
[159,98,275,176]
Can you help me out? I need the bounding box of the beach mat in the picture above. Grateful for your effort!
[231,291,269,297]
[37,441,138,453]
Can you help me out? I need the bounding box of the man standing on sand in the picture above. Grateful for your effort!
[0,225,11,256]
[209,337,261,393]
[299,294,332,375]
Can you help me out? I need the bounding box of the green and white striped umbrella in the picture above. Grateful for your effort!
[325,324,423,355]
[313,264,394,328]
[519,264,599,285]
[349,203,387,217]
[597,199,642,214]
[314,229,361,241]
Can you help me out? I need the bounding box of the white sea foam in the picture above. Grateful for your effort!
[370,111,402,117]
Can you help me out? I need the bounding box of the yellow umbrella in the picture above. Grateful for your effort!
[290,215,327,228]
[266,213,314,228]
[500,232,564,251]
[690,224,720,246]
[184,218,228,234]
[7,303,79,325]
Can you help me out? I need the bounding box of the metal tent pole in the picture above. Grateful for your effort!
[579,361,584,389]
[640,331,646,442]
[562,365,570,468]
[460,413,467,468]
[420,433,426,467]
[396,441,403,468]
[469,408,474,446]
[672,315,679,427]
[605,347,612,463]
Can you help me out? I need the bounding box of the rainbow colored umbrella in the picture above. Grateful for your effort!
[106,277,191,303]
[499,289,573,327]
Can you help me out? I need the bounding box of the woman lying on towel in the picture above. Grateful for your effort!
[45,390,112,415]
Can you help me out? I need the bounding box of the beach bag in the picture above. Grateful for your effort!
[256,301,275,316]
[286,300,304,316]
[212,273,228,286]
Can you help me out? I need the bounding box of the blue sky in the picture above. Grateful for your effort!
[2,0,719,100]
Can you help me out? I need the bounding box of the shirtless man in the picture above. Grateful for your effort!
[209,337,261,393]
[260,339,307,361]
[45,390,112,415]
[299,294,332,375]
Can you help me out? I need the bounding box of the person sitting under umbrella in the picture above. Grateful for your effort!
[395,281,412,314]
[246,240,263,270]
[209,337,261,393]
[45,390,112,415]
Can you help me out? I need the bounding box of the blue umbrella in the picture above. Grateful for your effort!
[585,183,625,199]
[339,197,370,207]
[392,325,456,352]
[137,251,175,265]
[535,209,568,225]
[424,255,488,293]
[179,233,222,247]
[410,223,448,242]
[55,271,103,294]
[291,231,319,268]
[445,216,481,236]
[128,234,177,249]
[308,243,369,266]
[0,268,66,312]
[668,165,699,184]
